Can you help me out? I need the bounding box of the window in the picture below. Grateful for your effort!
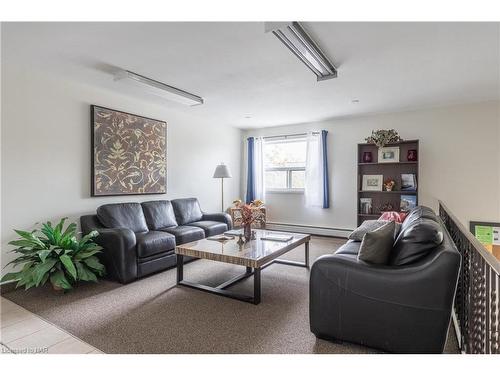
[264,136,306,192]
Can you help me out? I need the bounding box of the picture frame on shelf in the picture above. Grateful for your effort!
[401,173,417,191]
[360,198,373,214]
[400,195,417,212]
[378,146,400,163]
[362,174,383,191]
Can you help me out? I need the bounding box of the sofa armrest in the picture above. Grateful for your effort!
[311,253,458,310]
[202,212,233,230]
[310,253,459,353]
[94,228,138,284]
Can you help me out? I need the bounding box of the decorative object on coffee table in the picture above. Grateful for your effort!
[365,129,401,148]
[230,199,266,229]
[357,139,419,225]
[213,163,232,211]
[1,218,105,291]
[91,105,167,196]
[232,199,266,241]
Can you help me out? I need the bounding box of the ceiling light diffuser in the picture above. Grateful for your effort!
[265,22,337,81]
[113,69,204,106]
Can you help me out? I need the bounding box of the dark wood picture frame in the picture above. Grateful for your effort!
[91,105,167,197]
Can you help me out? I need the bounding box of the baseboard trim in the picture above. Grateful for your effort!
[266,222,352,238]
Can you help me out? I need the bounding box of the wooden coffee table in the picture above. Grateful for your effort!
[175,230,310,305]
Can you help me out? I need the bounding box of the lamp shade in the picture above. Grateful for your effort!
[213,163,232,178]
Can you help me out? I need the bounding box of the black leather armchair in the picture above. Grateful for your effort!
[309,206,461,353]
[81,198,232,284]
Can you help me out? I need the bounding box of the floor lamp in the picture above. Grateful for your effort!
[213,163,232,212]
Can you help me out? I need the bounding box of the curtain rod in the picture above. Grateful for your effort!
[262,131,320,140]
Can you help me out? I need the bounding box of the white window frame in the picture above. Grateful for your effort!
[264,135,306,194]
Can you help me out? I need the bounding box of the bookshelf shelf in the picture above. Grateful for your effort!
[357,140,419,226]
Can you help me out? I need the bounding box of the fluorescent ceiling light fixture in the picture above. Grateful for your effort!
[113,70,204,106]
[265,22,337,81]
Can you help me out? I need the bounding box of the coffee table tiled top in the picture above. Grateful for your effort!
[175,229,310,269]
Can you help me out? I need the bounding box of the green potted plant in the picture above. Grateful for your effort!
[1,218,105,291]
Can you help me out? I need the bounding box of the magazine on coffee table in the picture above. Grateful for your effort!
[207,235,235,242]
[260,234,293,242]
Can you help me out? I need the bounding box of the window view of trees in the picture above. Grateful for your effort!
[264,138,306,190]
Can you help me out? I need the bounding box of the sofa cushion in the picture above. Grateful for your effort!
[335,240,361,256]
[97,203,149,233]
[160,225,205,244]
[189,221,228,237]
[401,206,439,231]
[135,231,176,258]
[141,200,178,230]
[390,218,444,266]
[357,221,395,265]
[349,220,401,241]
[171,198,203,225]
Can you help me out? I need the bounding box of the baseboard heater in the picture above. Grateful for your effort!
[265,222,352,238]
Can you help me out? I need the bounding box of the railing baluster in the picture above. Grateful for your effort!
[439,201,500,354]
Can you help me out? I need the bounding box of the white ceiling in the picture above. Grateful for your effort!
[3,22,500,128]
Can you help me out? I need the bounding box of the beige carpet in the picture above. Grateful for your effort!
[2,236,459,354]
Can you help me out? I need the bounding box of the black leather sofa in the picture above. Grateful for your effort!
[81,198,232,284]
[309,206,461,353]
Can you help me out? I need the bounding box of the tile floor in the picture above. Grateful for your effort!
[0,296,102,354]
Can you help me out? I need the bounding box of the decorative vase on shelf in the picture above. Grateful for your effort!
[362,152,373,163]
[407,149,418,161]
[244,224,252,241]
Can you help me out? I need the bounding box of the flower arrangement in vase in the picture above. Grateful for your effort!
[383,179,396,192]
[233,199,265,241]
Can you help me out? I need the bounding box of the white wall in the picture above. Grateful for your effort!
[243,101,500,231]
[1,64,242,273]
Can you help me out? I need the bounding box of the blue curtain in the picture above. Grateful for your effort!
[245,137,255,203]
[321,130,330,209]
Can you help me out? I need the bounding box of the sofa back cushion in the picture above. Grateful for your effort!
[400,206,439,232]
[171,198,203,225]
[141,200,178,230]
[97,203,149,233]
[390,217,444,266]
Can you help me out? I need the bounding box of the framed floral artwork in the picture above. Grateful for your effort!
[91,105,167,196]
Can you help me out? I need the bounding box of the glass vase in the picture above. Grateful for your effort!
[244,223,252,241]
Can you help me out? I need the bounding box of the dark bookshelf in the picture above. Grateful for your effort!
[357,140,419,226]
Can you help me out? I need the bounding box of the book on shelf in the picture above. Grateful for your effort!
[360,198,372,214]
[400,195,417,212]
[401,173,417,191]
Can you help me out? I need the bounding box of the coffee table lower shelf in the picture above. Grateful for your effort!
[175,250,309,305]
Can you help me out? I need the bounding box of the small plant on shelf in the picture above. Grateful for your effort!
[365,129,401,147]
[1,218,105,291]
